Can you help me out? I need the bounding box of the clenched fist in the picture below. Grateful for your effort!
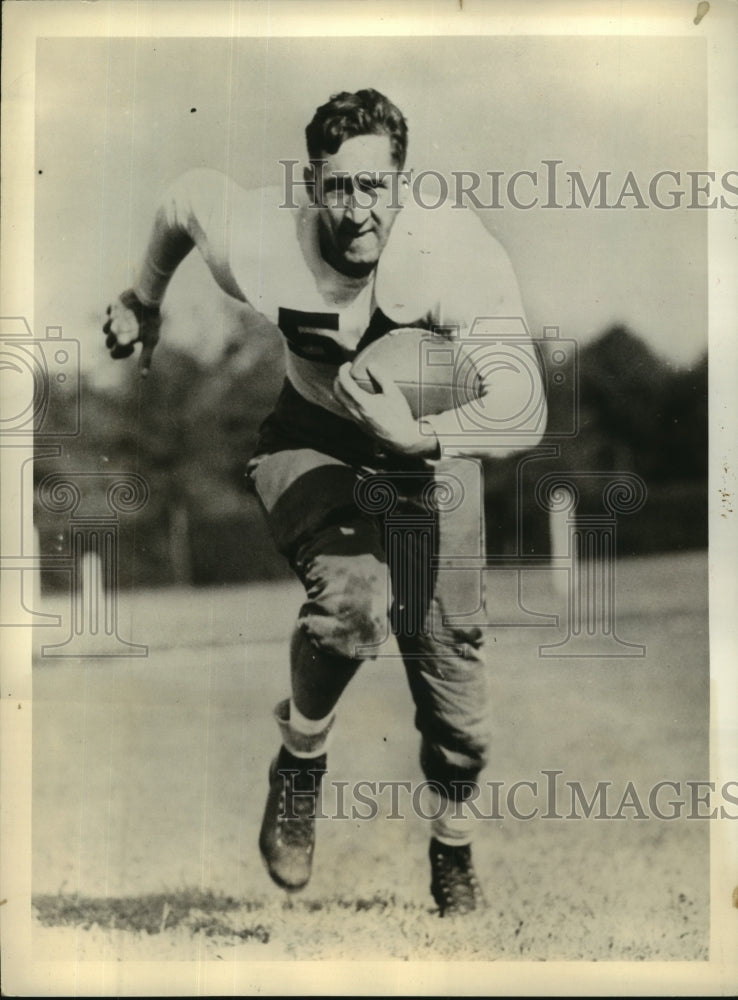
[103,289,162,376]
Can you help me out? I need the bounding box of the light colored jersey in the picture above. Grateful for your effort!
[136,168,545,453]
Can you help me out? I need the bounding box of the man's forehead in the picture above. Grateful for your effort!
[316,133,396,165]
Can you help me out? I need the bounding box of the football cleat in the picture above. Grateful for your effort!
[429,837,485,917]
[258,745,326,892]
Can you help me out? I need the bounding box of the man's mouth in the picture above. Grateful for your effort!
[342,226,375,244]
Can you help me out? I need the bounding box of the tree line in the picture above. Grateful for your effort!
[35,322,707,589]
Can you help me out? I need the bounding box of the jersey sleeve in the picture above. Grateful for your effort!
[421,209,548,459]
[134,168,255,307]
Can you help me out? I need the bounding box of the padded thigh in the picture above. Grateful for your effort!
[248,449,362,558]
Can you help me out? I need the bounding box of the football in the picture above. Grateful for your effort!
[349,328,483,419]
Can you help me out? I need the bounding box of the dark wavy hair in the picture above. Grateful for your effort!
[305,89,408,168]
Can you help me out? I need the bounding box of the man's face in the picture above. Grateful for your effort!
[306,133,407,277]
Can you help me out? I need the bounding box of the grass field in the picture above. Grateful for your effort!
[31,551,710,963]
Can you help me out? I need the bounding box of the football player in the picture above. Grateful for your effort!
[104,88,546,916]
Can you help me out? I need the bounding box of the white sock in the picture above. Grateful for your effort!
[289,698,334,736]
[430,794,474,846]
[274,698,334,758]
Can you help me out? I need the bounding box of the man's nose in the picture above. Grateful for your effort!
[345,190,372,225]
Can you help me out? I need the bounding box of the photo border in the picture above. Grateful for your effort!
[1,1,736,995]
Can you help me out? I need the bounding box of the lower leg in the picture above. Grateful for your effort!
[259,632,363,891]
[421,749,488,915]
[399,628,490,916]
[429,790,476,846]
[290,627,362,722]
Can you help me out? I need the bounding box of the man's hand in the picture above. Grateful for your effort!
[333,362,439,457]
[103,289,162,377]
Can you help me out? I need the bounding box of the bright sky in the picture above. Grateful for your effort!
[35,34,709,370]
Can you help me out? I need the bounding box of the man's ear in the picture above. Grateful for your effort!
[303,163,315,202]
[304,161,324,204]
[397,167,412,207]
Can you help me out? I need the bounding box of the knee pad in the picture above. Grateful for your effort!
[297,552,390,660]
